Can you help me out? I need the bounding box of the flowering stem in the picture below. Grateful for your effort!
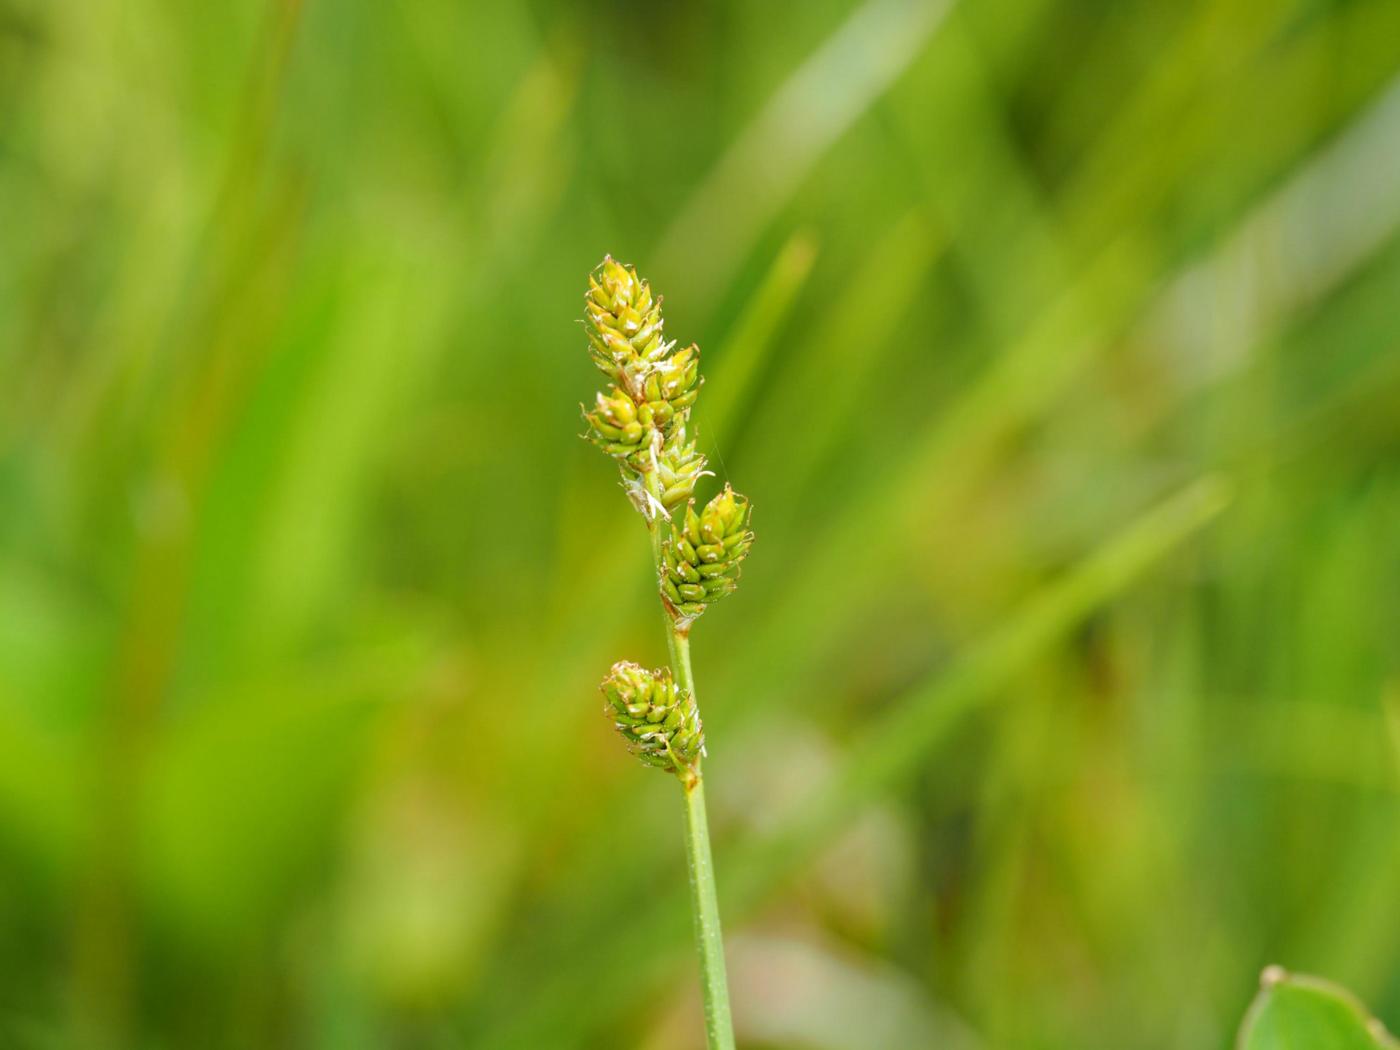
[645,471,736,1050]
[682,772,735,1050]
[585,259,748,1049]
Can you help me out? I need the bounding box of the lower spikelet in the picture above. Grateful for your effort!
[601,661,704,775]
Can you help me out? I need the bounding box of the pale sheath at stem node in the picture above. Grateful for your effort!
[578,255,743,1050]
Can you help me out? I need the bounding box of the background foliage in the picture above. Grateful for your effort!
[1,0,1398,1047]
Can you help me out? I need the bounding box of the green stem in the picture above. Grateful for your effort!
[644,471,736,1050]
[682,771,735,1050]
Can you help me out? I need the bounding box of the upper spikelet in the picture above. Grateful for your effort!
[585,256,672,395]
[582,259,705,475]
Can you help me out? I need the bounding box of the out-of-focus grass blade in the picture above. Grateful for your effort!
[1148,70,1400,388]
[1061,0,1400,254]
[473,476,1230,1047]
[736,236,1155,688]
[729,476,1231,900]
[730,28,1400,706]
[0,568,92,879]
[474,40,582,263]
[743,209,940,507]
[884,10,1063,334]
[655,0,953,311]
[1053,0,1305,249]
[135,628,439,948]
[724,0,1332,673]
[139,685,382,947]
[1387,687,1400,770]
[0,704,81,880]
[701,230,820,449]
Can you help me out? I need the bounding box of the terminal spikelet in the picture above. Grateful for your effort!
[660,485,754,627]
[601,661,704,774]
[580,262,700,474]
[585,256,672,395]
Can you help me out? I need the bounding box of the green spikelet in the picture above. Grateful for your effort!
[585,256,671,393]
[655,425,710,512]
[584,386,652,467]
[601,661,704,774]
[582,262,701,473]
[637,342,701,428]
[660,485,754,627]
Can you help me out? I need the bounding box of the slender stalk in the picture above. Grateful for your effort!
[681,773,735,1050]
[645,485,683,672]
[645,471,736,1050]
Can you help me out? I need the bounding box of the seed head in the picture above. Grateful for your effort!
[601,661,705,774]
[585,257,672,395]
[660,485,754,627]
[581,258,706,474]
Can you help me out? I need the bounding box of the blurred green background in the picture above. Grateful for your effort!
[2,0,1399,1047]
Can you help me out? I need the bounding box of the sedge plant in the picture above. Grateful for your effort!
[581,257,752,1050]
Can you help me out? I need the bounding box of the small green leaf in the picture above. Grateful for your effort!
[1238,967,1398,1050]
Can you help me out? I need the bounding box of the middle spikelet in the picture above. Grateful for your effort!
[660,485,754,628]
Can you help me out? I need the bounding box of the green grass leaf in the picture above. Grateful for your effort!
[1238,968,1398,1050]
